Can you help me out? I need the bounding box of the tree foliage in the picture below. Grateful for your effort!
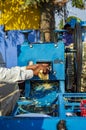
[24,0,68,7]
[72,0,86,9]
[1,0,86,9]
[24,0,86,9]
[24,0,50,7]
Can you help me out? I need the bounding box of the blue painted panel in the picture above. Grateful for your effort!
[17,42,65,80]
[0,117,86,130]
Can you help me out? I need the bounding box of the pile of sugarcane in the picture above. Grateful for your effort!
[81,42,86,92]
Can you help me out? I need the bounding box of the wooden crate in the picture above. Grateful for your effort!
[0,83,20,116]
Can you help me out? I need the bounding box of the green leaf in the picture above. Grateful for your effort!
[72,0,85,9]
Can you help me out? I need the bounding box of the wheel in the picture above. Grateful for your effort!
[74,23,82,92]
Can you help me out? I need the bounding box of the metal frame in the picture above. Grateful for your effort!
[0,22,86,130]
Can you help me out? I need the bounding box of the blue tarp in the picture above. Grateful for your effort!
[0,26,40,68]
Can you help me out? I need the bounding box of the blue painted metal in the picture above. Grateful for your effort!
[1,27,86,130]
[81,21,86,27]
[18,42,65,80]
[81,21,86,41]
[16,40,86,129]
[1,117,86,130]
[17,42,65,112]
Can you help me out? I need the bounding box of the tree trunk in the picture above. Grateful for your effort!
[40,2,55,42]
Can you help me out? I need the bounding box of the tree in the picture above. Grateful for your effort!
[72,0,86,9]
[24,0,86,42]
[1,0,86,42]
[24,0,68,42]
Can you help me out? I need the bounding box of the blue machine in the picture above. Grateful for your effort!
[0,22,86,130]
